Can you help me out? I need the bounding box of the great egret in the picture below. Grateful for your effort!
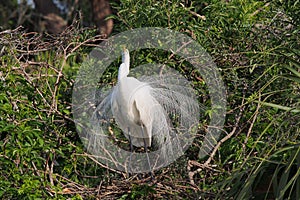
[111,48,169,149]
[91,48,199,173]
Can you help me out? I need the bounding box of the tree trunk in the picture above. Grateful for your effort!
[90,0,113,38]
[33,0,67,34]
[33,0,113,36]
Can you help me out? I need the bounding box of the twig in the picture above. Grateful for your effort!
[243,93,261,152]
[204,97,245,166]
[180,3,206,20]
[188,94,245,185]
[74,152,124,175]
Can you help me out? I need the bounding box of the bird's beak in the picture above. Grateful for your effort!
[121,46,127,53]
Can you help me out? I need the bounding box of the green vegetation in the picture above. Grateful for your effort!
[0,0,299,199]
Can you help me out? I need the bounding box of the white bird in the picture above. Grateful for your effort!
[91,48,200,173]
[111,48,168,149]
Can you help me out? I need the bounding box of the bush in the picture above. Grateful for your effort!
[0,0,299,199]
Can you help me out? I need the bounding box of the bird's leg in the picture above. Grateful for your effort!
[128,127,133,176]
[141,126,154,180]
[143,138,154,180]
[128,127,133,152]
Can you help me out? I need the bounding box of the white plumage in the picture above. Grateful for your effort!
[90,48,199,173]
[111,49,168,148]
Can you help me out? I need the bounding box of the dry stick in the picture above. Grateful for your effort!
[97,180,104,197]
[188,96,245,185]
[0,26,23,35]
[27,61,62,77]
[180,3,206,20]
[50,152,55,185]
[250,2,270,17]
[12,33,55,114]
[18,62,51,109]
[187,10,206,20]
[100,141,129,174]
[75,152,124,175]
[204,96,245,166]
[31,161,41,177]
[243,93,261,153]
[68,35,104,55]
[45,159,54,186]
[44,170,95,195]
[159,40,194,76]
[16,48,50,54]
[52,35,105,112]
[116,12,132,29]
[168,40,193,60]
[51,56,65,112]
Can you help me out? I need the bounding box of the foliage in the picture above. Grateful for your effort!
[0,0,300,199]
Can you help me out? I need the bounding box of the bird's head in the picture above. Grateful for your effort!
[118,47,130,80]
[121,47,130,64]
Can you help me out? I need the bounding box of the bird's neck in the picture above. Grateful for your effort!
[122,52,130,68]
[118,52,130,80]
[117,63,129,80]
[118,50,130,80]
